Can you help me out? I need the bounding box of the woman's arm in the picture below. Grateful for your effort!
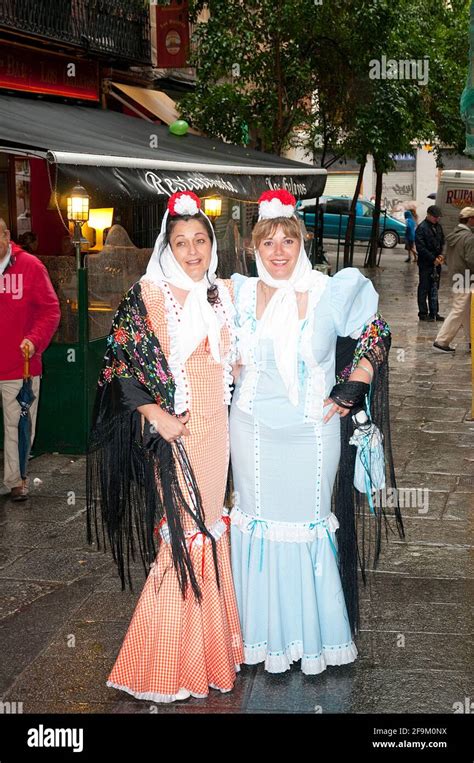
[231,363,242,382]
[348,358,374,383]
[137,403,190,442]
[323,358,373,422]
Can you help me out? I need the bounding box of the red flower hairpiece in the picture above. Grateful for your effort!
[168,191,201,217]
[258,189,297,207]
[258,189,297,219]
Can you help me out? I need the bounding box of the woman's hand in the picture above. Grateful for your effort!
[137,403,190,443]
[323,399,351,423]
[232,362,242,382]
[323,359,374,422]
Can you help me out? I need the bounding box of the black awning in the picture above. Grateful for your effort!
[0,94,326,201]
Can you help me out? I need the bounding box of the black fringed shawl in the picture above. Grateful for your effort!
[86,281,219,600]
[333,313,405,636]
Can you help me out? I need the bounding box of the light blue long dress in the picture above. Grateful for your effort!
[229,267,379,674]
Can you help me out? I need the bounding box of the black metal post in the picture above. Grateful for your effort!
[377,210,387,266]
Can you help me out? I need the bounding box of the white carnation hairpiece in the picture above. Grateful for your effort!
[259,198,295,219]
[168,191,202,217]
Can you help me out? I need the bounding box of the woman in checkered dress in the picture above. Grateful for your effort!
[88,192,244,703]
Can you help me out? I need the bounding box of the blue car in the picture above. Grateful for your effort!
[297,196,406,249]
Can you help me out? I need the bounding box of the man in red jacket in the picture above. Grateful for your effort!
[0,219,60,501]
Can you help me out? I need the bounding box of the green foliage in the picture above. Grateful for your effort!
[181,0,317,154]
[423,0,472,161]
[180,0,470,169]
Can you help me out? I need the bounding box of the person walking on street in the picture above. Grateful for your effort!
[0,219,60,501]
[433,207,474,354]
[415,205,445,322]
[404,209,417,263]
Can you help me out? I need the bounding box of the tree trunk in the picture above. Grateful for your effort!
[367,167,383,268]
[343,156,366,268]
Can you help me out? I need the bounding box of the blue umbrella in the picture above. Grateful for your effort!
[16,345,36,480]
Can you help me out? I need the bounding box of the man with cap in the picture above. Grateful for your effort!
[415,205,445,321]
[433,207,474,353]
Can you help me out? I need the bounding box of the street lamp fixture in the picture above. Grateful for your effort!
[204,197,222,217]
[88,208,114,251]
[66,182,90,268]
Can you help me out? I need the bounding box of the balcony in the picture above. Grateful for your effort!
[0,0,151,65]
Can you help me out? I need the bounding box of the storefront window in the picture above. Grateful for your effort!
[85,225,152,340]
[39,257,79,344]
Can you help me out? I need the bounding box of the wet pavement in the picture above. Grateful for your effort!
[0,246,472,714]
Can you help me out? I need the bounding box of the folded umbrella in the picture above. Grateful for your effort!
[16,345,36,480]
[349,408,386,513]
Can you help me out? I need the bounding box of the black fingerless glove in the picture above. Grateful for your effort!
[328,380,370,410]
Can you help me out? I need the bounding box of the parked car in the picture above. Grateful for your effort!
[297,196,406,249]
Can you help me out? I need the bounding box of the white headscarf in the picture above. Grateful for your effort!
[143,204,220,364]
[255,217,322,406]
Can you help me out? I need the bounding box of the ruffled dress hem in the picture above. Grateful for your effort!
[106,667,241,704]
[243,640,358,675]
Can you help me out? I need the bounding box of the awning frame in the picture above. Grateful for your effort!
[47,150,327,177]
[107,89,153,123]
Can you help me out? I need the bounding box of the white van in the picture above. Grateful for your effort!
[436,169,474,235]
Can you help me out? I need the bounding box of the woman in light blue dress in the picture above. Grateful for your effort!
[229,189,396,675]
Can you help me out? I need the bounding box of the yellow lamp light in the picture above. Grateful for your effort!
[88,208,114,250]
[66,182,90,223]
[204,197,222,217]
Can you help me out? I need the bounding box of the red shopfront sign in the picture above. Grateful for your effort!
[155,0,190,68]
[0,42,99,101]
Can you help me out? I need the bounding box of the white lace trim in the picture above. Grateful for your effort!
[303,365,327,424]
[107,669,240,705]
[234,278,259,414]
[234,277,258,364]
[159,509,230,546]
[215,279,237,405]
[161,280,236,412]
[243,639,358,675]
[160,281,190,415]
[235,367,260,414]
[230,503,339,543]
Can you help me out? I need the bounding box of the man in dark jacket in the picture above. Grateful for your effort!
[433,207,474,353]
[415,205,445,321]
[0,219,60,501]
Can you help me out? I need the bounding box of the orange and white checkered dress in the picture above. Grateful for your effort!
[106,278,244,703]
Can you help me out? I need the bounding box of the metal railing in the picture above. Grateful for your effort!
[0,0,151,64]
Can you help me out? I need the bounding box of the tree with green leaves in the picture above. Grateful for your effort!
[311,0,471,266]
[182,0,326,154]
[179,0,471,268]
